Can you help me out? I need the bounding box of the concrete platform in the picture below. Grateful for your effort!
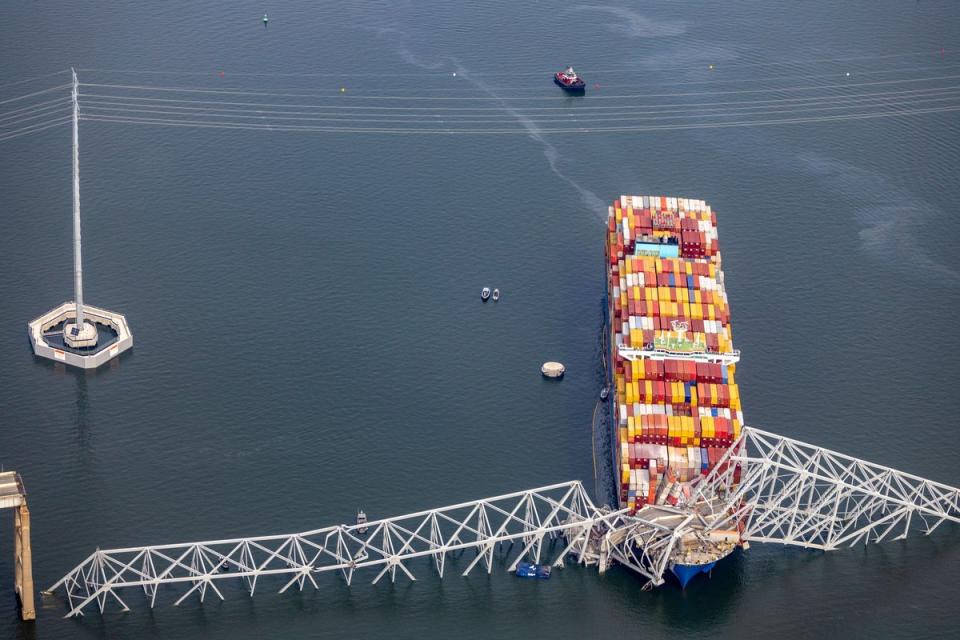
[27,301,132,369]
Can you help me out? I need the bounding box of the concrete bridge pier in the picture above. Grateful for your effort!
[1,472,34,621]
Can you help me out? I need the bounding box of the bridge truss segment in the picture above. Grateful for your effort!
[46,481,681,617]
[690,426,960,549]
[47,428,960,617]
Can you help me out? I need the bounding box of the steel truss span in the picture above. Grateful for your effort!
[48,427,960,618]
[696,427,960,549]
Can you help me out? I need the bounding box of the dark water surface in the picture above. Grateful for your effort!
[2,1,959,638]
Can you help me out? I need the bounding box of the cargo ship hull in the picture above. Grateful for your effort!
[605,195,745,585]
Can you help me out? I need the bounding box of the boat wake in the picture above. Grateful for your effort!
[375,30,607,221]
[450,59,608,220]
[566,5,687,39]
[797,152,960,285]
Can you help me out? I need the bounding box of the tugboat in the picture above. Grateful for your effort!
[481,287,491,301]
[356,509,368,534]
[554,66,586,94]
[492,288,500,301]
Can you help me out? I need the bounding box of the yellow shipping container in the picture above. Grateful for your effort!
[701,417,713,438]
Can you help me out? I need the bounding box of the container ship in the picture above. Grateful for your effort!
[605,195,744,587]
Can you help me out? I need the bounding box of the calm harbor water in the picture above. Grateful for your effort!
[1,1,959,638]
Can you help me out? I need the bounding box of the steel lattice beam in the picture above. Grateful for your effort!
[47,428,960,617]
[691,427,960,548]
[47,481,679,617]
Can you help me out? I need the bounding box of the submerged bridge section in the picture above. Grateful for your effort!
[48,427,960,618]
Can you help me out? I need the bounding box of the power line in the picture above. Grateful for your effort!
[78,87,960,121]
[78,74,960,101]
[67,61,960,93]
[77,83,960,113]
[78,94,960,127]
[0,116,71,143]
[80,103,960,135]
[0,69,70,92]
[0,97,72,123]
[72,48,957,79]
[0,83,72,106]
[0,106,72,129]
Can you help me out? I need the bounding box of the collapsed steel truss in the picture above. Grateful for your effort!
[693,427,960,549]
[48,427,960,617]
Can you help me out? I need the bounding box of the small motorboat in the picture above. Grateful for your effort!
[492,288,500,301]
[356,509,368,534]
[600,386,610,401]
[481,287,491,301]
[515,562,552,579]
[554,66,586,94]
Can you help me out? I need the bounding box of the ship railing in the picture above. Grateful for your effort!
[617,347,741,366]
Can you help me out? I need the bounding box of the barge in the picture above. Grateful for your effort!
[605,195,744,586]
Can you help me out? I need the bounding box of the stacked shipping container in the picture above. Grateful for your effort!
[607,195,744,511]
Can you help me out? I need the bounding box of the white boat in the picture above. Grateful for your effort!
[481,287,491,301]
[492,288,500,301]
[356,509,368,534]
